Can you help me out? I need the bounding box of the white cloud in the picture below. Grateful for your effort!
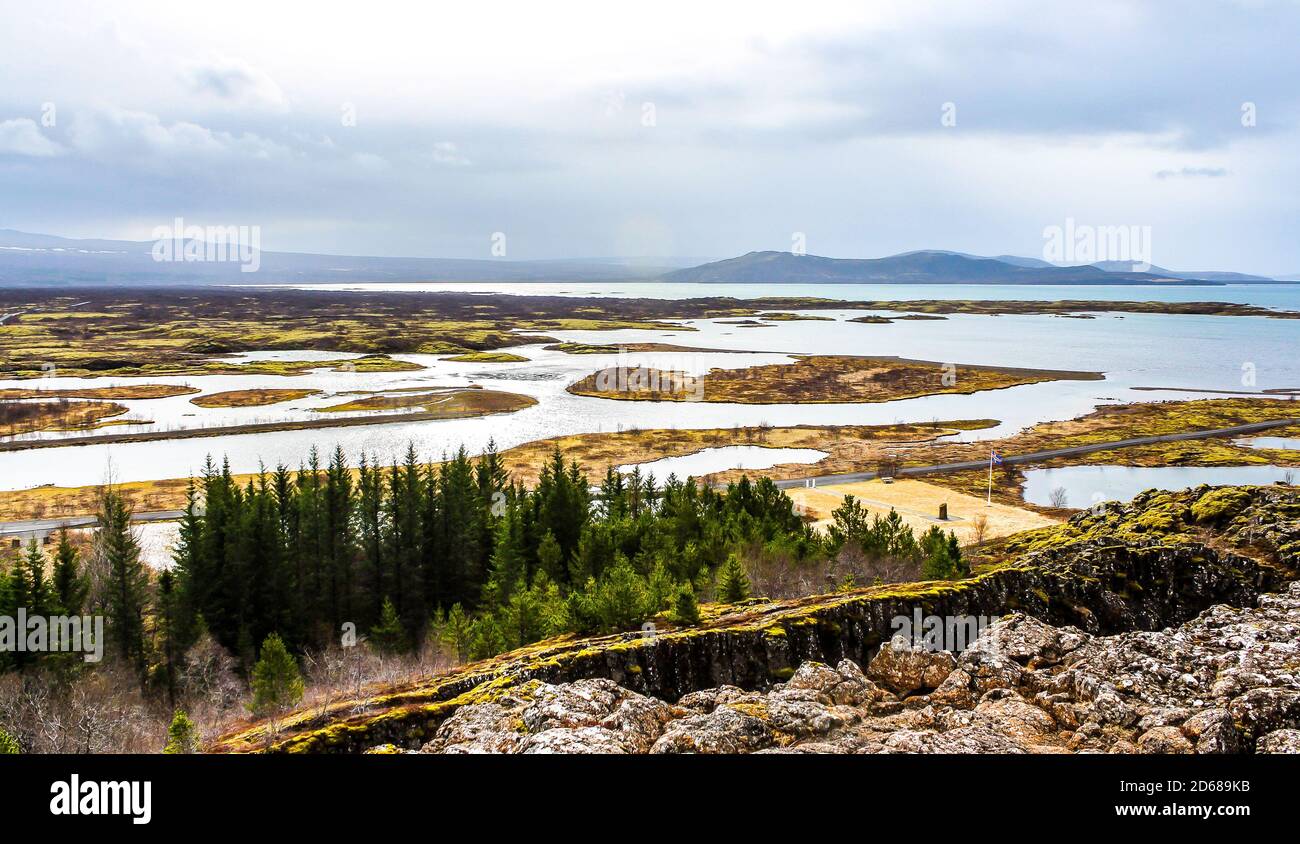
[0,118,64,157]
[68,107,288,162]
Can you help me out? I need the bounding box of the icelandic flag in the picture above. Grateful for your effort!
[991,450,1004,466]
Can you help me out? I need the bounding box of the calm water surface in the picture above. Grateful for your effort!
[2,284,1298,491]
[1022,465,1297,507]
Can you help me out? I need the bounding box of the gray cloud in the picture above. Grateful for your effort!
[0,1,1297,275]
[186,56,288,110]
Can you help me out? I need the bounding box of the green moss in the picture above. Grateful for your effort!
[1191,488,1252,525]
[440,351,530,363]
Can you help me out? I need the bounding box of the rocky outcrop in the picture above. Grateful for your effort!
[211,484,1297,753]
[412,581,1300,754]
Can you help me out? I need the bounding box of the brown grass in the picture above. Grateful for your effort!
[0,384,197,400]
[0,399,131,437]
[190,388,321,408]
[568,354,1101,404]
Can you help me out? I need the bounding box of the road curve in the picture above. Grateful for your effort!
[771,417,1299,490]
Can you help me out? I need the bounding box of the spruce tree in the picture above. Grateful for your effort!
[23,539,49,615]
[920,527,963,580]
[249,632,304,736]
[51,528,86,616]
[670,584,701,626]
[97,487,149,679]
[484,499,527,604]
[155,570,184,706]
[717,554,752,603]
[0,564,11,672]
[369,597,406,654]
[5,549,32,669]
[162,709,199,754]
[536,530,565,584]
[441,603,472,663]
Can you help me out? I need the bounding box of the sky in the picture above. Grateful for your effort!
[1,0,1298,273]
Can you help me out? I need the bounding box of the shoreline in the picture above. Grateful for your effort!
[0,392,538,453]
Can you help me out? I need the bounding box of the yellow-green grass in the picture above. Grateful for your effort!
[439,351,530,363]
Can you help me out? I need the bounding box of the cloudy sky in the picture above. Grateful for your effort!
[1,0,1298,273]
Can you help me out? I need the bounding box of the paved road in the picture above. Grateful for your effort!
[1,417,1295,536]
[0,509,184,539]
[772,417,1299,490]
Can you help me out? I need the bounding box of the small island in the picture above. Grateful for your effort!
[317,388,537,417]
[190,388,322,408]
[567,354,1102,404]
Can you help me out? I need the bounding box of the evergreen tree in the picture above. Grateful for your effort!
[155,570,184,706]
[0,727,19,754]
[98,487,149,680]
[2,553,30,670]
[385,443,425,631]
[22,539,49,616]
[484,498,527,605]
[249,633,304,735]
[535,530,565,584]
[920,527,964,580]
[6,550,30,611]
[162,709,199,754]
[324,445,357,631]
[436,448,483,608]
[0,564,11,673]
[369,597,406,654]
[357,453,387,624]
[589,556,649,632]
[670,584,701,626]
[441,603,472,663]
[717,554,752,603]
[51,528,86,616]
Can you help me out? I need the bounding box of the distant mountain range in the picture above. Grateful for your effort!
[0,229,695,286]
[660,250,1288,285]
[0,229,1289,287]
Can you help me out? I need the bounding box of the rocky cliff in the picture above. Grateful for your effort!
[211,484,1298,753]
[407,583,1300,754]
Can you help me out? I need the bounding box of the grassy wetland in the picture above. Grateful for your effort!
[4,397,1295,522]
[190,388,322,408]
[568,354,1101,404]
[2,287,1296,379]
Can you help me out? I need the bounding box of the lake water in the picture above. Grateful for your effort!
[618,446,828,479]
[1239,437,1300,450]
[2,283,1299,492]
[1021,464,1298,507]
[258,281,1300,310]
